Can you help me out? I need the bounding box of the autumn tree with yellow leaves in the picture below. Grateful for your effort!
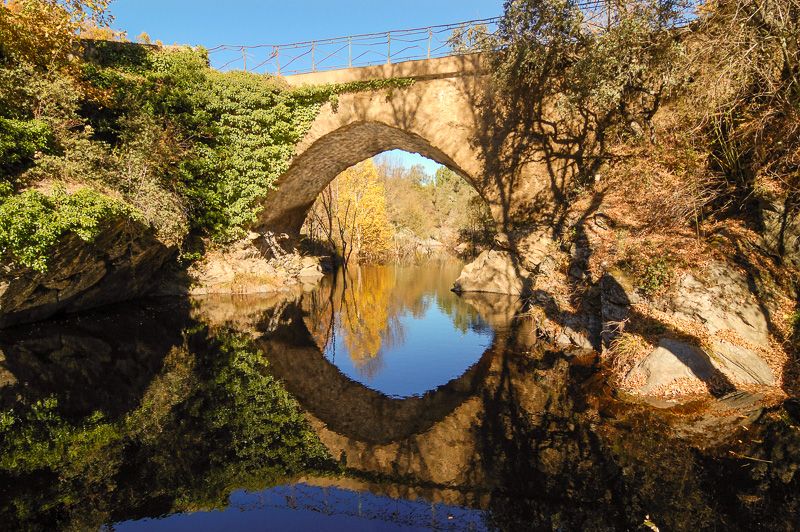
[0,0,112,68]
[306,159,394,266]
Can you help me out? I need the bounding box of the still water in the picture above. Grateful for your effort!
[0,257,798,531]
[306,260,494,398]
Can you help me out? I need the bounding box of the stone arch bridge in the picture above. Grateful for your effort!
[258,54,576,239]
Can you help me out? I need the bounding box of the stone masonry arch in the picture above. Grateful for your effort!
[257,54,537,237]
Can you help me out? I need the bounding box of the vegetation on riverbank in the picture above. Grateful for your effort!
[479,0,799,392]
[0,0,797,388]
[0,0,413,271]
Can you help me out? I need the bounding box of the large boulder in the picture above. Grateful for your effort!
[452,250,531,295]
[186,233,326,295]
[627,338,774,396]
[0,218,174,328]
[671,262,770,347]
[607,260,778,397]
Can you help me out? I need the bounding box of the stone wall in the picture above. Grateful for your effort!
[258,54,578,238]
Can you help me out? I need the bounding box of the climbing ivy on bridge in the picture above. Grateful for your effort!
[82,45,414,242]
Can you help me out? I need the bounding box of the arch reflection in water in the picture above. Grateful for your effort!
[1,283,798,530]
[302,258,494,398]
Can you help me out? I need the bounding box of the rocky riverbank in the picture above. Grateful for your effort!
[451,196,798,402]
[160,232,328,296]
[0,217,174,328]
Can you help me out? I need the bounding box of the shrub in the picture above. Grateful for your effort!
[0,186,138,272]
[0,117,50,177]
[619,246,675,298]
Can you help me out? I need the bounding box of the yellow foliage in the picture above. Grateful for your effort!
[304,265,397,374]
[0,0,111,69]
[339,265,395,367]
[307,158,395,263]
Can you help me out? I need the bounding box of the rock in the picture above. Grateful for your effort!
[188,238,326,295]
[452,250,531,295]
[554,326,595,350]
[711,340,774,385]
[298,256,324,281]
[759,195,800,269]
[560,316,598,350]
[493,232,512,250]
[627,339,719,395]
[517,231,557,273]
[671,262,769,347]
[0,218,173,328]
[627,338,774,396]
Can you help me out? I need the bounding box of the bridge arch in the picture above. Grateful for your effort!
[256,304,500,444]
[256,55,499,236]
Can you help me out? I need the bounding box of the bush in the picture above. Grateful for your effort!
[0,117,50,176]
[0,186,138,272]
[619,246,675,298]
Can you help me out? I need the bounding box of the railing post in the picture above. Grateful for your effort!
[348,36,352,67]
[427,28,432,59]
[311,41,316,72]
[387,32,391,64]
[274,45,280,75]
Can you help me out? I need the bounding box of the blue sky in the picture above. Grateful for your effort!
[378,150,442,175]
[107,1,502,173]
[108,1,503,49]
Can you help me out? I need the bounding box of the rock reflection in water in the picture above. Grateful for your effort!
[0,258,797,530]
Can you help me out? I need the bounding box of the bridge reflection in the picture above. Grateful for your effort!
[1,286,789,530]
[196,287,560,508]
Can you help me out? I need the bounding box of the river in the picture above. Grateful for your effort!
[0,257,797,530]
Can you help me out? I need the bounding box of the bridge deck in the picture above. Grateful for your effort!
[281,53,486,86]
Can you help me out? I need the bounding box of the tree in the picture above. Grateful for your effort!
[306,159,394,265]
[0,0,112,68]
[475,0,689,184]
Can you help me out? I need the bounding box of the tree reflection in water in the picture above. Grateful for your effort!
[0,260,797,530]
[303,258,490,384]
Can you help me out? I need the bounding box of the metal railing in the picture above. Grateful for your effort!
[207,17,501,75]
[206,2,696,76]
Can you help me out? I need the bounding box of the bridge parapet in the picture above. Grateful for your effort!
[208,17,499,75]
[282,53,487,86]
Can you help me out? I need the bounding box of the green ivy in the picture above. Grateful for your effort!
[123,48,414,241]
[0,43,416,269]
[0,116,51,177]
[0,186,138,272]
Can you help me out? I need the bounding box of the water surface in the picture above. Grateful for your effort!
[0,256,797,531]
[305,259,494,397]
